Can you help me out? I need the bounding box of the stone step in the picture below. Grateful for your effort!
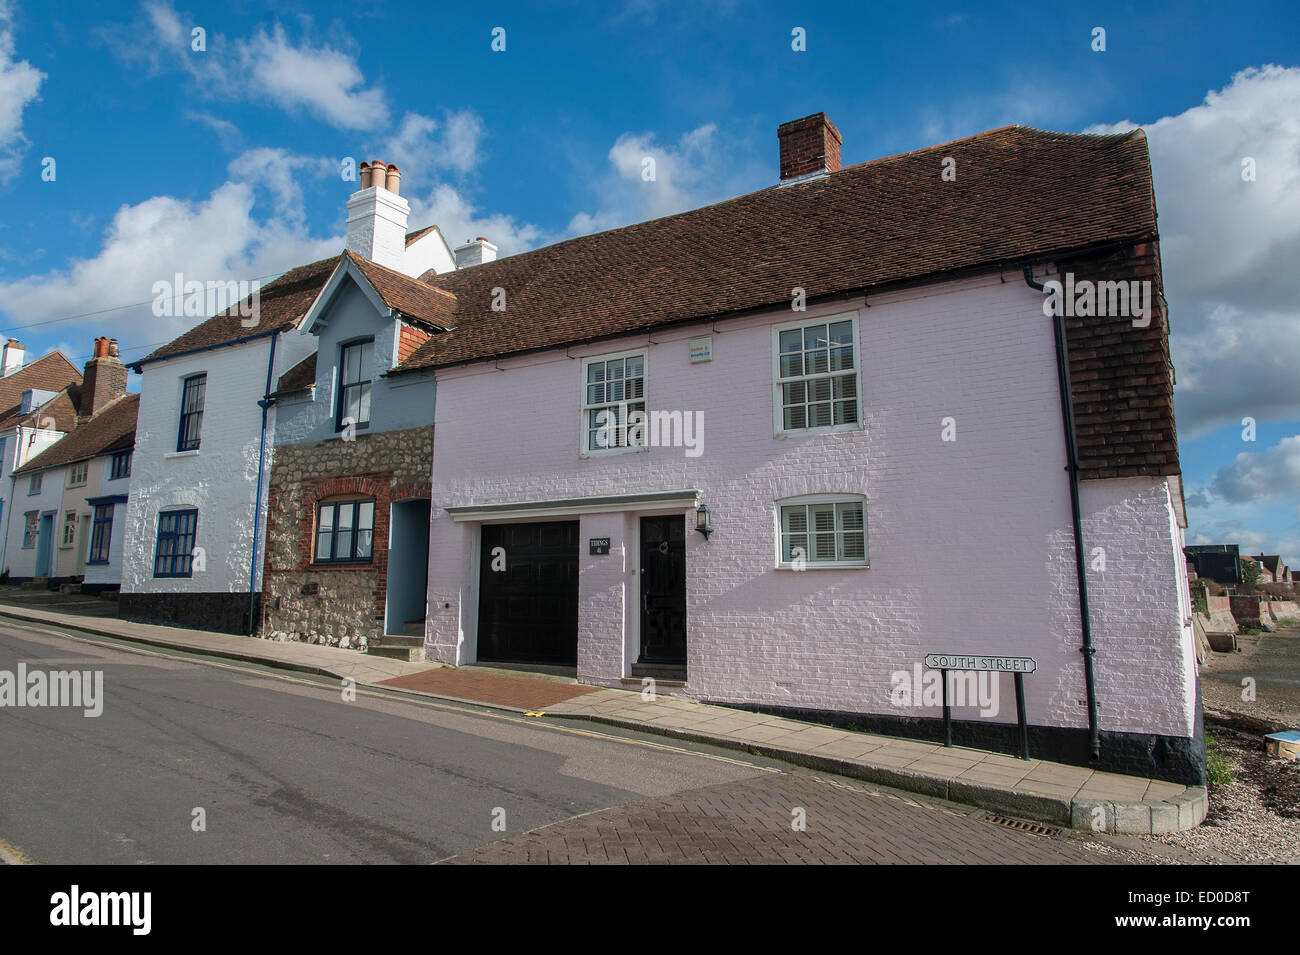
[369,643,425,662]
[378,634,424,648]
[630,662,688,683]
[403,619,425,637]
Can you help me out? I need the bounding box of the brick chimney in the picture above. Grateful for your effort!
[79,337,127,418]
[2,339,24,376]
[778,112,842,182]
[346,159,410,272]
[454,237,498,269]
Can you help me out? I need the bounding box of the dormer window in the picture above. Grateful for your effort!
[337,339,373,432]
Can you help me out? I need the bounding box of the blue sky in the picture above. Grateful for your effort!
[0,1,1297,562]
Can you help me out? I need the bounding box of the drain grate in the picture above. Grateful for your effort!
[984,813,1062,837]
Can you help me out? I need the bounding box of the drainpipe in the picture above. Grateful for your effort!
[248,331,278,635]
[1024,266,1101,761]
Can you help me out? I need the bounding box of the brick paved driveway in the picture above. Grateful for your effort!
[440,769,1122,864]
[378,667,602,709]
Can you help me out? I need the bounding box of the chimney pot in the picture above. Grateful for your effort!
[777,112,842,182]
[345,159,412,271]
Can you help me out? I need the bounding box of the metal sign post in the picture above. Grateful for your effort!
[924,654,1037,760]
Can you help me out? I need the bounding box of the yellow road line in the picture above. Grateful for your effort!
[0,836,34,865]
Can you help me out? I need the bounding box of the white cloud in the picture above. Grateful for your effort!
[0,0,45,181]
[183,110,241,150]
[567,123,759,235]
[226,147,336,228]
[110,2,388,131]
[1088,65,1300,436]
[376,109,485,184]
[241,25,388,131]
[0,167,340,363]
[1207,434,1300,504]
[1184,433,1300,566]
[408,182,546,259]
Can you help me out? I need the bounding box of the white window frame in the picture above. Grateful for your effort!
[774,494,869,570]
[67,460,88,487]
[579,348,649,457]
[771,311,863,436]
[60,510,76,548]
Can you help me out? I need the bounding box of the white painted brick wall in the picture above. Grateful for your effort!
[426,271,1196,741]
[121,332,315,596]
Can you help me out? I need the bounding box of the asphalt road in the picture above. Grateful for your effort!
[0,619,1120,864]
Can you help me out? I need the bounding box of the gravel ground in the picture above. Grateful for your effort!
[1071,630,1300,865]
[1144,719,1300,864]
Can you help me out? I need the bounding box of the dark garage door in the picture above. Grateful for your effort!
[478,521,579,665]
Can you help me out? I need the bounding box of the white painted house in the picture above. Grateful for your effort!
[3,339,135,589]
[119,161,457,633]
[0,342,84,578]
[411,115,1200,785]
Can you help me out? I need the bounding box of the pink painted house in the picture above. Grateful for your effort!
[404,114,1200,784]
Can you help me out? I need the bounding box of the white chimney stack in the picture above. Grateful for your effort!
[454,237,498,269]
[346,160,410,272]
[2,339,24,376]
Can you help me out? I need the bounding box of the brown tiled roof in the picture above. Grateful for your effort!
[135,257,339,366]
[397,126,1158,371]
[14,393,138,474]
[0,351,82,412]
[405,225,439,247]
[346,252,457,328]
[274,353,316,396]
[0,384,82,434]
[390,124,1176,479]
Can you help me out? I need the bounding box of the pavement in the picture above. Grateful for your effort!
[0,591,1207,836]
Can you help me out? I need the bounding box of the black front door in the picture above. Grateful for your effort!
[639,515,686,664]
[478,521,579,665]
